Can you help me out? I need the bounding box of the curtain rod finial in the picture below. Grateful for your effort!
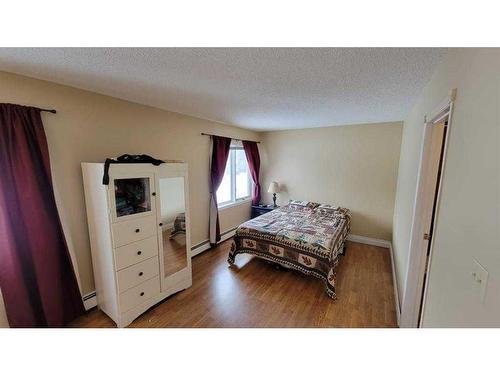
[39,108,57,114]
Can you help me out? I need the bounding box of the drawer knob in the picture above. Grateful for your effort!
[137,250,142,255]
[139,272,144,276]
[159,223,163,227]
[152,192,156,196]
[135,228,140,233]
[140,292,145,296]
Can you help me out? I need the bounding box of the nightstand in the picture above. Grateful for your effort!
[251,204,279,218]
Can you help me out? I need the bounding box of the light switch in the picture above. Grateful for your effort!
[471,258,488,303]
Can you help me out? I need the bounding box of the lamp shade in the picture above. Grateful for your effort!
[268,181,280,194]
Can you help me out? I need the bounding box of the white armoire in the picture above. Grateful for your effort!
[81,162,192,327]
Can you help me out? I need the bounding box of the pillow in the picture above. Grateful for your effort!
[315,204,350,218]
[315,203,339,213]
[286,200,320,211]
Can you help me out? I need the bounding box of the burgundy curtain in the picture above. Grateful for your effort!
[0,103,84,327]
[209,136,232,245]
[242,141,261,205]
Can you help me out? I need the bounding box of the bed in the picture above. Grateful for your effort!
[228,201,351,299]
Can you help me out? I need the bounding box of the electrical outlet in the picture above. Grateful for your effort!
[471,258,488,303]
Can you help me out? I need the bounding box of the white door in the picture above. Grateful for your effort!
[415,121,447,322]
[401,93,454,328]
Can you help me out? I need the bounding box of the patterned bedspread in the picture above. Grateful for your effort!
[228,203,351,299]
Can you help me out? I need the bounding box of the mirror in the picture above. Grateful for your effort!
[159,177,187,277]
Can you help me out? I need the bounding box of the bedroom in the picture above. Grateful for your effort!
[1,47,497,324]
[0,2,499,374]
[0,48,412,328]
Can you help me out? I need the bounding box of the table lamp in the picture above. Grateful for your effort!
[268,181,280,207]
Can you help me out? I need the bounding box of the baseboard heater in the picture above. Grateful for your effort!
[83,291,96,302]
[191,227,237,257]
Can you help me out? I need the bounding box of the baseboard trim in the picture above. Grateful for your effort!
[347,234,401,327]
[82,291,97,311]
[388,243,401,327]
[191,227,237,257]
[347,234,391,248]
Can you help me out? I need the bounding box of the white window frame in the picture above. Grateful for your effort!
[217,145,252,209]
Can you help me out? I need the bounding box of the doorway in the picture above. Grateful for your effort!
[400,91,455,328]
[416,119,447,324]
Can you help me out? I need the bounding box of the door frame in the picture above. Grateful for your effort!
[400,89,456,328]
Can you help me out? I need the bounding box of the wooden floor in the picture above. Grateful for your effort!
[70,240,397,328]
[163,229,187,277]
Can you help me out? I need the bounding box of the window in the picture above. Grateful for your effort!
[216,144,252,207]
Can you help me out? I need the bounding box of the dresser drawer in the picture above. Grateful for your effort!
[112,215,157,247]
[114,236,158,270]
[117,256,159,292]
[119,276,160,312]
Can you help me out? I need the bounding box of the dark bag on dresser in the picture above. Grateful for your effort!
[102,154,165,184]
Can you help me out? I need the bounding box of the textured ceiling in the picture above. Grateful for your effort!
[0,48,445,131]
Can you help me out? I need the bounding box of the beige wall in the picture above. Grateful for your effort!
[260,122,403,240]
[0,290,8,327]
[393,48,500,326]
[0,71,259,296]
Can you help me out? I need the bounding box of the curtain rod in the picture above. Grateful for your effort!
[201,132,260,144]
[40,108,57,114]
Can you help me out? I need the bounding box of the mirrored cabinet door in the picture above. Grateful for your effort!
[158,176,188,279]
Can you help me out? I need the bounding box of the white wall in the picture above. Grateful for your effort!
[393,48,500,327]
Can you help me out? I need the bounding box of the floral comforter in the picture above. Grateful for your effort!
[228,204,351,299]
